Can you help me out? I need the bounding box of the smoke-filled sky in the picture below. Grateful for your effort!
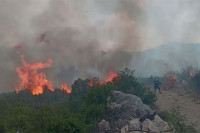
[1,0,200,92]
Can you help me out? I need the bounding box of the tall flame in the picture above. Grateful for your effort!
[15,55,54,95]
[61,83,72,94]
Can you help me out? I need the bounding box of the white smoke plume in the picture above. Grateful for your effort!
[0,0,200,92]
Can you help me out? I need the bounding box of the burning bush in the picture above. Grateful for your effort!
[165,73,177,89]
[87,70,120,87]
[15,55,54,95]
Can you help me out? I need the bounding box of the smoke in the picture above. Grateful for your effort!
[146,0,200,46]
[0,0,200,92]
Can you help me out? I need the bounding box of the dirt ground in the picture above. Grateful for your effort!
[156,88,200,131]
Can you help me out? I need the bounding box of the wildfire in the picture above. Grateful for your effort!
[61,83,72,94]
[105,70,119,83]
[166,73,177,89]
[88,70,120,87]
[189,70,195,77]
[15,55,54,95]
[15,54,119,95]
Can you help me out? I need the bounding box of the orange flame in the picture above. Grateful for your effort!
[88,70,120,87]
[61,83,72,94]
[15,55,54,95]
[166,73,177,89]
[189,71,195,77]
[105,70,119,84]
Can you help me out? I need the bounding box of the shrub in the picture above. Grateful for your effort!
[162,108,198,133]
[191,71,200,92]
[48,118,84,133]
[116,68,157,106]
[0,68,157,132]
[83,84,115,123]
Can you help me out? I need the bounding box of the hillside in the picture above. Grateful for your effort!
[157,88,200,132]
[0,68,198,133]
[131,43,200,77]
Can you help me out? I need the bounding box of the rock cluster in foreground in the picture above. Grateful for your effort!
[96,91,171,133]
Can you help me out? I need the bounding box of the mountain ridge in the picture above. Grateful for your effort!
[130,43,200,77]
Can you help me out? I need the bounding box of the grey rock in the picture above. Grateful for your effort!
[129,131,142,133]
[121,125,128,133]
[98,119,110,132]
[128,119,141,131]
[153,115,170,132]
[108,91,154,121]
[141,119,160,133]
[110,119,129,132]
[95,91,171,133]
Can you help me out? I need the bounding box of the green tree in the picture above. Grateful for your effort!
[116,68,157,106]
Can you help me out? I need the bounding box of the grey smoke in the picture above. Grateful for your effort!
[0,0,200,92]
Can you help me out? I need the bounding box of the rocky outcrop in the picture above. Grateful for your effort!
[107,91,154,120]
[96,91,171,133]
[98,119,111,133]
[128,119,141,131]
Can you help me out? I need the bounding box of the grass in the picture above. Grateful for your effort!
[161,107,198,133]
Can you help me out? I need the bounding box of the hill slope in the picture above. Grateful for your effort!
[157,89,200,131]
[130,43,200,77]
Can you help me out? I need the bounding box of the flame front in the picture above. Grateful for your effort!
[105,70,119,84]
[61,83,72,94]
[88,70,120,87]
[15,55,54,95]
[15,55,117,95]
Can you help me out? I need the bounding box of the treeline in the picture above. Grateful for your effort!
[0,68,156,133]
